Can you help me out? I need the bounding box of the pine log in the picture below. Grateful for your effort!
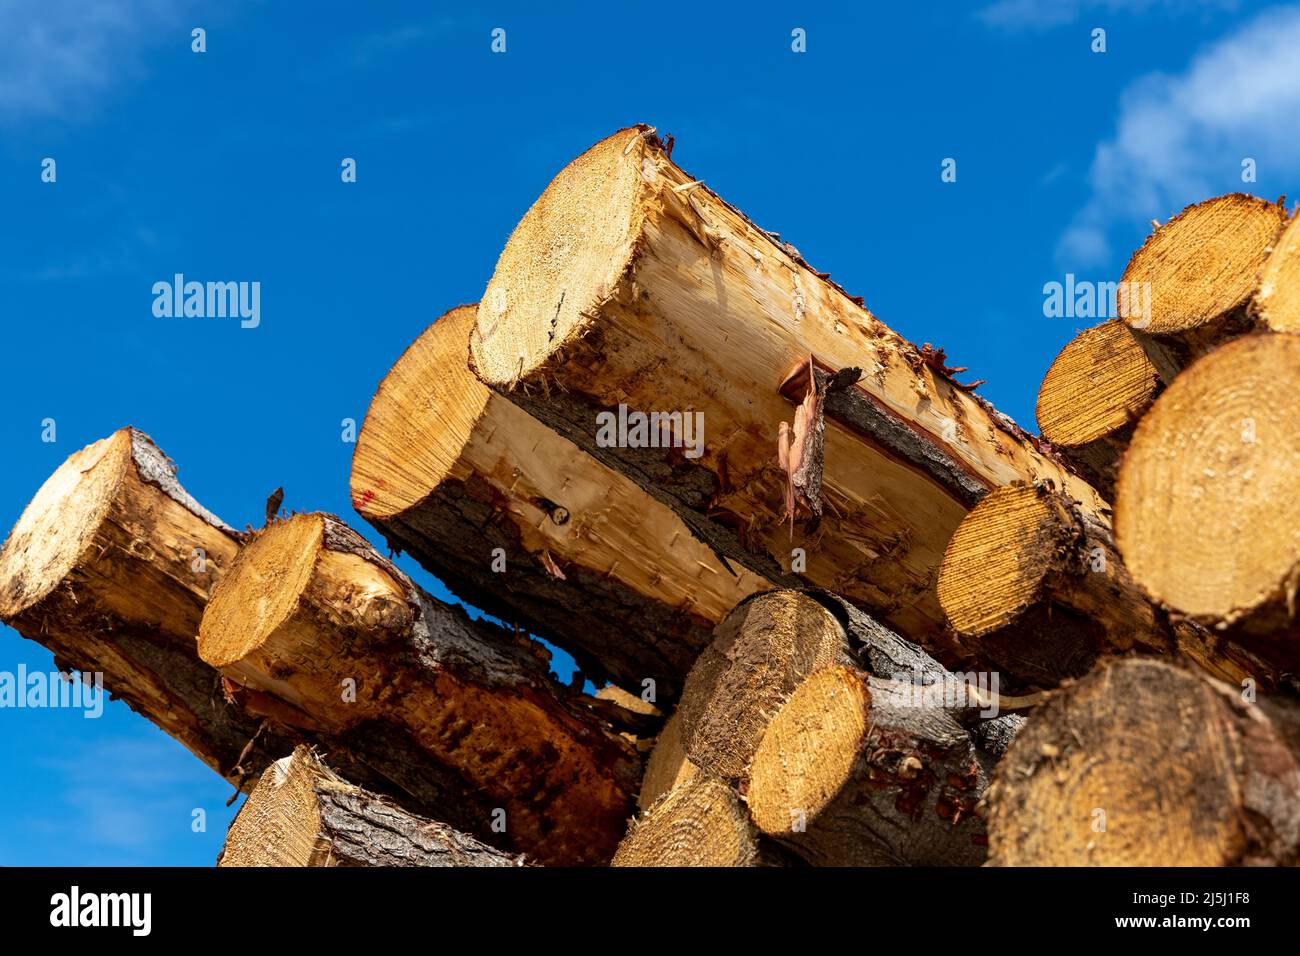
[747,665,993,866]
[937,481,1280,689]
[1116,333,1300,674]
[1254,210,1300,331]
[612,774,760,867]
[0,428,304,786]
[467,125,1105,647]
[637,710,697,811]
[1035,321,1161,499]
[987,657,1300,866]
[676,590,853,782]
[1120,194,1287,382]
[197,511,639,866]
[352,304,770,700]
[219,746,524,867]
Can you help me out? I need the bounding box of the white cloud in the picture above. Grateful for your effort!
[0,0,187,122]
[980,0,1235,30]
[1058,4,1300,267]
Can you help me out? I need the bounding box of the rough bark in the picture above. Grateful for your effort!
[747,665,996,866]
[1120,194,1287,382]
[1035,321,1162,499]
[468,125,1105,650]
[220,746,525,867]
[352,304,772,701]
[198,511,640,866]
[987,657,1300,866]
[1116,333,1300,676]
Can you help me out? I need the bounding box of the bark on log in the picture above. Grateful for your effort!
[612,774,760,867]
[937,481,1280,689]
[1119,194,1287,382]
[987,658,1300,866]
[353,304,770,699]
[747,665,994,866]
[1036,321,1161,499]
[0,428,302,786]
[467,125,1105,648]
[1116,333,1300,674]
[219,746,524,867]
[197,511,639,866]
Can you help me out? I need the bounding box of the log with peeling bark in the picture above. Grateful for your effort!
[1119,194,1287,383]
[1035,321,1161,499]
[467,125,1104,651]
[0,428,305,787]
[1116,333,1300,674]
[936,481,1279,690]
[352,303,771,700]
[612,774,762,867]
[197,511,639,866]
[1254,210,1300,331]
[987,657,1300,866]
[747,665,995,866]
[219,746,524,867]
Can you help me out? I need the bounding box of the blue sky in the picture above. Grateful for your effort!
[1,0,1295,865]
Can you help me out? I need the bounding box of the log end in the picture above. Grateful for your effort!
[199,513,326,668]
[936,483,1064,637]
[220,747,328,867]
[1116,333,1300,630]
[987,658,1262,866]
[469,125,650,387]
[1037,321,1159,448]
[747,666,868,838]
[612,774,757,867]
[0,429,133,621]
[1120,193,1285,335]
[351,304,489,520]
[1255,210,1300,333]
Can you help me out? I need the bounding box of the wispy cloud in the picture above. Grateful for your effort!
[979,0,1235,30]
[1058,4,1300,267]
[0,0,190,122]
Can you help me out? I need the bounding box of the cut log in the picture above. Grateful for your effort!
[0,428,302,786]
[612,774,759,867]
[467,125,1104,648]
[637,711,697,811]
[1035,321,1161,498]
[747,665,992,866]
[1116,333,1300,673]
[219,746,524,867]
[197,511,639,866]
[1254,210,1300,332]
[937,482,1171,688]
[677,590,853,782]
[352,303,770,700]
[936,481,1280,689]
[1119,194,1287,382]
[987,658,1300,866]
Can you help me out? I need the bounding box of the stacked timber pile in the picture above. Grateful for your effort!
[3,125,1299,867]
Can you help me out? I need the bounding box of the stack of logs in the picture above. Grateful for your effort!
[2,127,1299,867]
